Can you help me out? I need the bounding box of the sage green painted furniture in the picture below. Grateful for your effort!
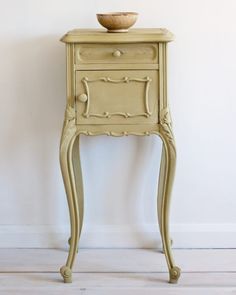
[59,29,181,284]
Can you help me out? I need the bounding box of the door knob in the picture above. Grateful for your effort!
[78,93,88,102]
[112,50,122,57]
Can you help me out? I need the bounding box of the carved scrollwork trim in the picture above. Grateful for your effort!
[76,130,159,137]
[65,104,75,122]
[60,104,76,147]
[81,76,152,119]
[160,107,175,148]
[160,107,172,125]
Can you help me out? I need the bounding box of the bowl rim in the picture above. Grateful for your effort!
[96,12,138,17]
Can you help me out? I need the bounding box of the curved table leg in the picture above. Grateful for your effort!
[68,135,84,254]
[157,122,181,283]
[158,148,173,253]
[59,107,84,283]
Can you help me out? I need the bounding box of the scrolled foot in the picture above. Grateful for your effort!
[60,265,72,283]
[169,266,181,284]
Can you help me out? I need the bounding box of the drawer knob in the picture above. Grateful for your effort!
[78,93,88,102]
[113,50,122,57]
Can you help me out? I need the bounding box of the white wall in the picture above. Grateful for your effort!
[0,0,236,248]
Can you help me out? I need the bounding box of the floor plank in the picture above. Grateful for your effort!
[0,249,236,294]
[0,289,235,295]
[0,248,236,272]
[0,273,236,294]
[1,273,236,287]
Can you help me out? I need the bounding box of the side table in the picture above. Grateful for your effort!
[59,28,181,284]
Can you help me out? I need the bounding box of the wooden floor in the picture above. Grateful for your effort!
[0,248,236,294]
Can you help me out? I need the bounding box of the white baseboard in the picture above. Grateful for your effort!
[0,223,236,248]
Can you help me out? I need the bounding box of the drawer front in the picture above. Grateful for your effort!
[75,70,158,125]
[75,43,158,64]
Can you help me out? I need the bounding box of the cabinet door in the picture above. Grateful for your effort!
[75,70,158,125]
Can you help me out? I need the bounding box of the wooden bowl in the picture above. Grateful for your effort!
[96,12,138,32]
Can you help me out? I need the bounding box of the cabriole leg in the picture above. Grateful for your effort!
[59,106,84,283]
[68,135,84,254]
[157,121,181,284]
[158,148,173,253]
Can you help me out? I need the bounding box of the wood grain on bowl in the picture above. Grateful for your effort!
[96,12,138,32]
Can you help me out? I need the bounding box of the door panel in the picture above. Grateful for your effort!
[75,70,158,125]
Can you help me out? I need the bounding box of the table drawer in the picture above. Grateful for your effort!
[75,70,158,125]
[75,43,158,64]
